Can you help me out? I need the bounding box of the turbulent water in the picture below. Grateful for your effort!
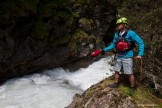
[0,57,114,108]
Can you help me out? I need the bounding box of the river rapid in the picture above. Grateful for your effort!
[0,57,114,108]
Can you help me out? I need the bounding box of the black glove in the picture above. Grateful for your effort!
[101,49,105,55]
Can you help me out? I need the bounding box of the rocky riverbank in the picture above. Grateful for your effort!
[67,76,162,108]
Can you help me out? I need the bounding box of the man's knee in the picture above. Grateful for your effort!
[129,74,134,77]
[115,71,120,74]
[129,74,135,80]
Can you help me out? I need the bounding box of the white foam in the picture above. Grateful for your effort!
[0,57,114,108]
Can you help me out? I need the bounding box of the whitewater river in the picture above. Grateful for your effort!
[0,57,114,108]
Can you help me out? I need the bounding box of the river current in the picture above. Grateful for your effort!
[0,57,113,108]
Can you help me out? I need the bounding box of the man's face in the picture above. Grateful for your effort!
[116,23,125,31]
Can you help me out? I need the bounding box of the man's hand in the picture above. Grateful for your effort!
[134,56,142,59]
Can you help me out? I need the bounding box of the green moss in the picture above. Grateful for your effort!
[21,0,37,14]
[31,21,49,39]
[159,103,162,108]
[48,33,71,48]
[39,3,57,18]
[117,85,162,107]
[53,0,72,4]
[100,79,113,88]
[65,16,74,27]
[57,7,78,20]
[76,0,89,4]
[0,2,15,24]
[71,12,80,18]
[71,77,162,108]
[56,35,71,46]
[68,29,89,51]
[56,10,77,28]
[79,18,93,26]
[57,11,69,19]
[64,7,80,18]
[0,29,4,39]
[98,77,162,107]
[86,89,95,98]
[118,86,130,95]
[68,29,97,52]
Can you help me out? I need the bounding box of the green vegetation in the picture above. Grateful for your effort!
[118,86,162,107]
[70,77,162,108]
[102,78,162,107]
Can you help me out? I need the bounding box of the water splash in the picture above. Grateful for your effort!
[0,57,114,108]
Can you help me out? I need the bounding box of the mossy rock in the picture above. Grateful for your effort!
[79,18,93,26]
[69,29,88,51]
[78,18,95,31]
[39,6,55,18]
[69,29,96,52]
[56,10,76,28]
[68,77,162,108]
[0,29,5,39]
[49,34,71,48]
[65,16,74,27]
[76,0,100,4]
[31,21,49,39]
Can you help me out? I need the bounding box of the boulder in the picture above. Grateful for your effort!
[67,83,136,108]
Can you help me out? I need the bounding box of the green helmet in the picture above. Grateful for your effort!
[116,17,128,24]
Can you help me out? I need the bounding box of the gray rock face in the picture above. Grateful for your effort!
[0,36,71,83]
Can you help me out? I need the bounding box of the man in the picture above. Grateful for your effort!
[102,17,144,93]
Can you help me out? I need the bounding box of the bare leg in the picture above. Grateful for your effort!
[129,74,135,87]
[114,71,120,83]
[108,71,120,88]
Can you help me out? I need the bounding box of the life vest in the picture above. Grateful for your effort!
[116,30,135,52]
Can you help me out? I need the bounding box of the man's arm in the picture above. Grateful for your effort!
[130,31,144,57]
